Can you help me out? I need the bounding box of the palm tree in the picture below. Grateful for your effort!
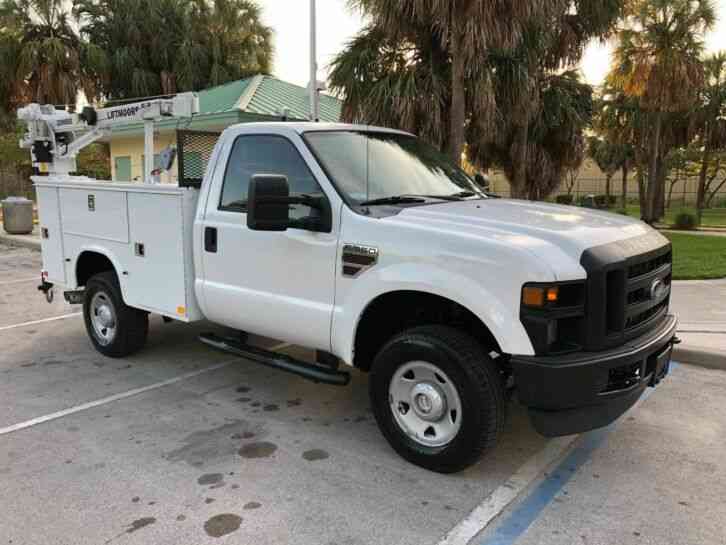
[609,0,716,223]
[588,136,623,204]
[332,0,623,200]
[693,52,726,221]
[0,19,24,122]
[342,0,561,164]
[0,0,105,106]
[73,0,273,100]
[470,70,592,200]
[328,16,452,151]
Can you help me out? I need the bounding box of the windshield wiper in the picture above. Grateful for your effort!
[359,195,427,206]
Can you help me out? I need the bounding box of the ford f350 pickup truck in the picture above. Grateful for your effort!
[19,98,677,472]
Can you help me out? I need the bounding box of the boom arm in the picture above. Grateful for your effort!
[18,93,199,182]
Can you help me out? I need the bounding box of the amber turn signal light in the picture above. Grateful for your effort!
[522,286,559,307]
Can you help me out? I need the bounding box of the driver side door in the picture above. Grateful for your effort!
[200,133,339,351]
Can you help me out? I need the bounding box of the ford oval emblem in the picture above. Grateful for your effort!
[650,278,666,300]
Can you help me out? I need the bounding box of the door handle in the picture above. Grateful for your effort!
[205,227,217,253]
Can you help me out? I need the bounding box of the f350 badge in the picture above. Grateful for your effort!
[342,244,379,278]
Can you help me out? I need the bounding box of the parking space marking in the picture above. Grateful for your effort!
[472,363,679,545]
[0,342,290,436]
[0,253,36,261]
[0,313,82,332]
[0,277,38,286]
[436,437,578,545]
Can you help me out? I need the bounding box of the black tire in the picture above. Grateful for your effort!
[369,325,506,473]
[83,271,148,358]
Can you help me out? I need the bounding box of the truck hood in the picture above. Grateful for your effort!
[389,199,655,280]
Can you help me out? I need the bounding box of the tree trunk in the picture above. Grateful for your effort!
[696,131,711,223]
[654,153,666,220]
[510,123,529,198]
[447,32,466,166]
[644,113,663,223]
[605,174,612,207]
[666,178,677,210]
[637,166,646,218]
[621,164,629,210]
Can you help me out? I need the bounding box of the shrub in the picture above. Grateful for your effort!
[608,195,617,207]
[672,209,699,230]
[579,194,597,208]
[556,194,574,205]
[615,208,629,216]
[594,194,609,209]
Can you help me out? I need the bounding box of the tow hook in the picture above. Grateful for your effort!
[37,280,54,303]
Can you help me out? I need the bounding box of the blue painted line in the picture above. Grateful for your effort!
[478,362,680,545]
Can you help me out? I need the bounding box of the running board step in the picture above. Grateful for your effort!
[199,333,350,386]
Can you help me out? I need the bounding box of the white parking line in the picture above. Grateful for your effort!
[0,313,82,332]
[0,277,37,286]
[0,342,290,436]
[436,436,578,545]
[0,253,36,261]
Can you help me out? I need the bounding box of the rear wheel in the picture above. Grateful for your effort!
[369,325,505,473]
[83,271,148,358]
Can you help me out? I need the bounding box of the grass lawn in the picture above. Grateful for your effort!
[619,205,726,228]
[665,232,726,280]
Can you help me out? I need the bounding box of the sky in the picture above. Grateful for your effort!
[259,0,726,89]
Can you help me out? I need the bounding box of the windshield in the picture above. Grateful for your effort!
[303,131,483,206]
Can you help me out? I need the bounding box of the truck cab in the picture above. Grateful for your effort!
[20,108,677,473]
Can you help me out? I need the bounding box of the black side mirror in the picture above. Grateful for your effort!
[247,174,333,233]
[474,173,490,191]
[247,175,291,231]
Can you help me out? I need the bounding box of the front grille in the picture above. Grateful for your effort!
[628,251,672,279]
[625,299,668,330]
[580,232,672,351]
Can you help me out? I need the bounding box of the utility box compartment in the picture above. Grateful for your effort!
[33,177,203,322]
[35,186,66,283]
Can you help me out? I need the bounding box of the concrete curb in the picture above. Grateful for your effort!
[0,232,41,251]
[673,346,726,371]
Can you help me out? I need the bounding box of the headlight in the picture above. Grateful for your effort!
[520,281,586,355]
[522,286,559,307]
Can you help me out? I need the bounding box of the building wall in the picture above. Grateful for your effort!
[109,134,178,183]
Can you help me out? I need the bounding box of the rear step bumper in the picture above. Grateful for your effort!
[199,333,351,386]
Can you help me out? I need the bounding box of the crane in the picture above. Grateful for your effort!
[18,93,199,183]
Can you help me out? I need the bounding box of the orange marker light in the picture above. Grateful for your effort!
[522,287,545,307]
[546,287,559,303]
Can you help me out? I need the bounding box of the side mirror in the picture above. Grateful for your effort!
[474,173,490,191]
[247,175,291,231]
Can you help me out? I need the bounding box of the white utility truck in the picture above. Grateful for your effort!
[18,96,678,472]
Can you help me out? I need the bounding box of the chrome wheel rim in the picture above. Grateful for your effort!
[90,292,117,346]
[389,361,462,447]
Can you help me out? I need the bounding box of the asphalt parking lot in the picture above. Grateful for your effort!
[1,242,725,545]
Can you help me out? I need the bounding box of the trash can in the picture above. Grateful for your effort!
[1,197,34,235]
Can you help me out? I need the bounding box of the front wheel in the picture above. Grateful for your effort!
[369,325,505,473]
[83,271,148,358]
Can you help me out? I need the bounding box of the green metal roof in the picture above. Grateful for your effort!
[197,78,255,113]
[111,75,341,137]
[243,76,341,122]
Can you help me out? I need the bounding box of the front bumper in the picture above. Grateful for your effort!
[511,314,678,437]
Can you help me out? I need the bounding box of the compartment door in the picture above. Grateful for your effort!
[125,192,188,318]
[36,186,66,283]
